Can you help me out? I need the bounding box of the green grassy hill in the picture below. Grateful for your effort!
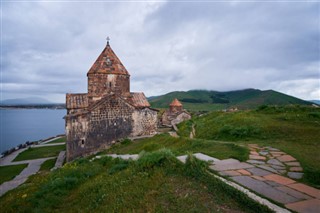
[0,150,270,213]
[149,89,312,111]
[178,105,320,187]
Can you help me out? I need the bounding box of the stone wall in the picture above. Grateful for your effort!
[132,108,158,136]
[66,114,88,161]
[87,73,130,105]
[171,112,191,125]
[67,96,135,161]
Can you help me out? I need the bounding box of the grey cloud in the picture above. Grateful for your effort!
[2,1,319,102]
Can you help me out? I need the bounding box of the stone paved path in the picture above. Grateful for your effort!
[246,144,304,179]
[207,144,320,213]
[100,149,320,213]
[0,136,66,196]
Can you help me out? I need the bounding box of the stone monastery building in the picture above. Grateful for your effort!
[65,40,158,161]
[161,98,191,127]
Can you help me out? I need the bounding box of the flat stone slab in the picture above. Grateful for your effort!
[285,199,320,213]
[193,153,220,163]
[276,186,312,200]
[219,170,241,177]
[277,155,296,162]
[213,158,240,165]
[287,172,304,180]
[270,165,286,170]
[287,183,320,199]
[177,155,187,163]
[257,165,279,174]
[54,151,65,168]
[107,154,139,160]
[259,151,269,156]
[247,160,266,165]
[246,167,272,176]
[289,167,303,172]
[236,169,251,176]
[210,162,254,171]
[264,174,296,185]
[268,147,280,151]
[265,180,282,187]
[231,176,299,204]
[285,161,301,167]
[267,159,284,166]
[250,151,259,155]
[249,155,266,160]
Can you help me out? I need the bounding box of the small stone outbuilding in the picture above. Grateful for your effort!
[161,98,191,126]
[65,40,158,161]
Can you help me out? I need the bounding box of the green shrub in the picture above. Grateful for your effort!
[121,138,132,145]
[136,149,175,170]
[308,112,320,119]
[219,125,261,139]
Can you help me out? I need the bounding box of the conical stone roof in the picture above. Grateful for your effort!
[170,98,183,107]
[87,43,129,76]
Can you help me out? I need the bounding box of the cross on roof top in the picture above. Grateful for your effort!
[106,36,110,46]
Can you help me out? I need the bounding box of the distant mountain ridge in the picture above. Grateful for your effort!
[309,100,320,105]
[0,97,52,105]
[149,89,313,111]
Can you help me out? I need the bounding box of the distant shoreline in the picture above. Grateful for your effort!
[0,104,65,110]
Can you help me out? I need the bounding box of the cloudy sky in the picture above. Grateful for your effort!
[1,1,319,103]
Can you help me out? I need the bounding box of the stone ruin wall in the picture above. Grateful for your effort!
[132,108,158,136]
[171,112,192,125]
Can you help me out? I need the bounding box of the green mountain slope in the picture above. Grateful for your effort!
[149,89,312,111]
[177,105,320,187]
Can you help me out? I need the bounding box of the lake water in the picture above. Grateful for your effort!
[0,109,66,153]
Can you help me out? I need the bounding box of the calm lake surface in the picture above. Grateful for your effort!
[0,109,66,153]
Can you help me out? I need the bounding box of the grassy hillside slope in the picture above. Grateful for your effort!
[0,150,271,213]
[178,105,320,187]
[149,89,312,111]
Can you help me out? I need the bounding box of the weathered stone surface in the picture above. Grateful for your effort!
[276,186,312,200]
[251,175,266,181]
[246,167,272,176]
[65,43,158,161]
[277,155,296,162]
[231,176,299,204]
[285,199,320,213]
[287,172,304,180]
[177,155,188,163]
[259,151,269,156]
[236,169,251,176]
[210,162,254,171]
[265,180,281,187]
[250,151,259,155]
[267,159,284,166]
[287,183,320,199]
[285,161,301,167]
[289,166,303,172]
[270,165,286,170]
[193,153,220,163]
[247,160,266,165]
[219,170,241,177]
[213,158,240,165]
[249,155,266,160]
[263,174,296,185]
[257,165,279,174]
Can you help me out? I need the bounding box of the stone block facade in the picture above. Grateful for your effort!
[161,98,191,126]
[65,41,158,161]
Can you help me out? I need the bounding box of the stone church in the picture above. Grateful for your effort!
[65,40,158,161]
[161,98,191,127]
